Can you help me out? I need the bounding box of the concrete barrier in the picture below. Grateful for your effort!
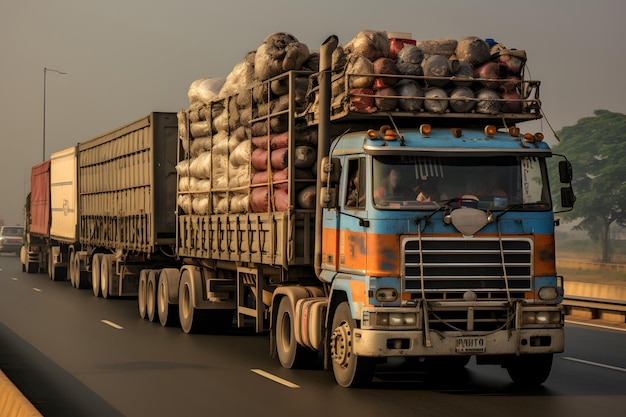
[564,281,626,323]
[0,370,42,417]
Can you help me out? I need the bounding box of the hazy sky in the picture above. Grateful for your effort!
[0,0,624,225]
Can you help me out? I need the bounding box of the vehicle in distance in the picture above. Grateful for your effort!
[0,226,24,255]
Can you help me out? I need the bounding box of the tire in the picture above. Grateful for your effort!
[330,301,375,387]
[276,297,318,369]
[179,270,206,334]
[74,254,89,289]
[158,272,179,327]
[138,269,149,319]
[146,269,160,322]
[20,246,27,272]
[69,250,76,288]
[100,254,114,299]
[506,354,553,386]
[48,247,55,281]
[27,261,38,274]
[92,253,102,297]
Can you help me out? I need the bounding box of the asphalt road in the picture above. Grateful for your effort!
[1,254,625,417]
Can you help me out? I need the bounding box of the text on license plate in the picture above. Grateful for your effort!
[456,337,486,353]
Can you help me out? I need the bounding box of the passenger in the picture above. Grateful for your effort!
[346,170,365,207]
[416,180,439,202]
[374,168,412,205]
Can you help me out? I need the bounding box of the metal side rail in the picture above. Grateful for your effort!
[563,295,626,313]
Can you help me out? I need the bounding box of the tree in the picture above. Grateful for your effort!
[551,109,626,262]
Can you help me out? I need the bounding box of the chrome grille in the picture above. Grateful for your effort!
[403,237,532,300]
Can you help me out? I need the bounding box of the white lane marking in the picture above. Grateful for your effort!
[11,277,18,281]
[251,369,300,388]
[101,320,124,330]
[32,288,42,292]
[563,357,626,373]
[566,319,626,333]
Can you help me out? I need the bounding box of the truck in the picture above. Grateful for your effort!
[22,113,179,296]
[22,30,575,387]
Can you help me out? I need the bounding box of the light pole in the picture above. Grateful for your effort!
[43,67,67,161]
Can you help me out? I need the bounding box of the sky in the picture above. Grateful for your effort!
[0,0,624,226]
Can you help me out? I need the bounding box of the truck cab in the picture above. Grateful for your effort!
[317,122,574,386]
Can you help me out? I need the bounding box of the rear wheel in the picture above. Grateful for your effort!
[158,272,179,327]
[48,248,55,281]
[138,269,148,319]
[69,250,77,288]
[74,253,89,289]
[20,246,26,272]
[27,261,38,274]
[146,269,160,322]
[179,270,204,334]
[100,254,114,299]
[92,253,103,297]
[330,302,375,387]
[506,354,553,386]
[276,297,318,369]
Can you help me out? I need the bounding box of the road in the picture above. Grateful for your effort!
[1,254,625,417]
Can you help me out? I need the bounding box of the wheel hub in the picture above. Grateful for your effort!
[331,321,352,365]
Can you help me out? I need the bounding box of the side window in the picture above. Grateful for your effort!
[345,158,365,209]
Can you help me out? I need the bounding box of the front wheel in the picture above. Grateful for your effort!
[330,302,375,387]
[506,353,553,386]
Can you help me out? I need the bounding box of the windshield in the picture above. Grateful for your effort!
[1,227,23,237]
[372,155,551,210]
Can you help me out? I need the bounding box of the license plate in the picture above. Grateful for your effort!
[455,336,486,353]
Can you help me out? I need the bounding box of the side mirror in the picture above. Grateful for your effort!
[320,186,338,209]
[320,157,341,184]
[559,160,573,183]
[560,186,576,209]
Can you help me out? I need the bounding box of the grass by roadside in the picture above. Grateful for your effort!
[558,267,626,287]
[556,239,626,287]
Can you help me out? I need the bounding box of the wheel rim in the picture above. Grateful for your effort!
[147,281,155,317]
[276,304,295,367]
[278,311,292,353]
[138,270,147,318]
[92,254,101,297]
[69,251,76,287]
[331,321,351,368]
[330,302,374,387]
[73,254,82,288]
[158,280,166,314]
[100,255,109,298]
[48,248,54,280]
[181,282,191,321]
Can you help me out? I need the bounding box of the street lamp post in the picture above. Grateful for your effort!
[43,67,67,162]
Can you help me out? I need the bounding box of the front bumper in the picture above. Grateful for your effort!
[352,327,564,357]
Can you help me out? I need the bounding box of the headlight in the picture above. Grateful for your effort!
[522,311,562,325]
[362,311,419,329]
